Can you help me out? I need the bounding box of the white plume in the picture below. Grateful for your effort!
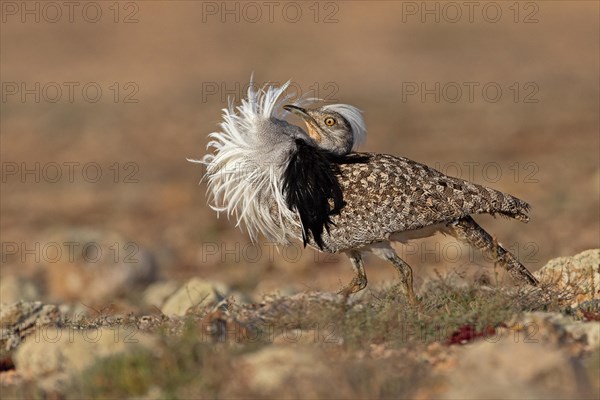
[190,80,300,243]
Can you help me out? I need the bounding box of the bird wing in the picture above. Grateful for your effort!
[317,153,530,252]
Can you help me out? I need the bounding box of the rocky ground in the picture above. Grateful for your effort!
[1,249,598,399]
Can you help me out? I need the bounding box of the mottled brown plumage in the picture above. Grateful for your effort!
[312,153,530,252]
[283,152,538,300]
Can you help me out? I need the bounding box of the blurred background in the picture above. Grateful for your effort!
[1,1,598,307]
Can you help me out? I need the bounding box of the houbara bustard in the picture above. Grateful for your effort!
[194,80,538,303]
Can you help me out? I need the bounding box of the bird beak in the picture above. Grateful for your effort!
[283,105,322,142]
[283,104,309,117]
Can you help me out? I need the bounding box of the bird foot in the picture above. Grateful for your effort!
[405,289,419,307]
[395,280,419,307]
[337,275,367,297]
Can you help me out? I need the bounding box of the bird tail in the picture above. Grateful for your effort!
[486,188,531,223]
[449,176,531,223]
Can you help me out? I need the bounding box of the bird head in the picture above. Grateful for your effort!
[283,104,366,155]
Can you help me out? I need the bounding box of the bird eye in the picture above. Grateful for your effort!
[324,117,336,126]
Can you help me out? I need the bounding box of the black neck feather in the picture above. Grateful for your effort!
[282,139,370,249]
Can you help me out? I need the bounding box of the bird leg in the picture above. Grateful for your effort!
[370,244,418,305]
[448,216,538,286]
[338,250,367,296]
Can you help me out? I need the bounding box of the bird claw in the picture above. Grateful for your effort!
[338,276,367,296]
[405,290,419,306]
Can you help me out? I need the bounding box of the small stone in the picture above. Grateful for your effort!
[0,274,40,305]
[441,339,594,399]
[142,280,180,308]
[509,312,600,353]
[14,326,157,391]
[235,346,330,396]
[535,249,599,308]
[160,278,228,316]
[0,301,61,351]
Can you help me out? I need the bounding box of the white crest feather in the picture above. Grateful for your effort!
[322,104,367,149]
[192,79,300,243]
